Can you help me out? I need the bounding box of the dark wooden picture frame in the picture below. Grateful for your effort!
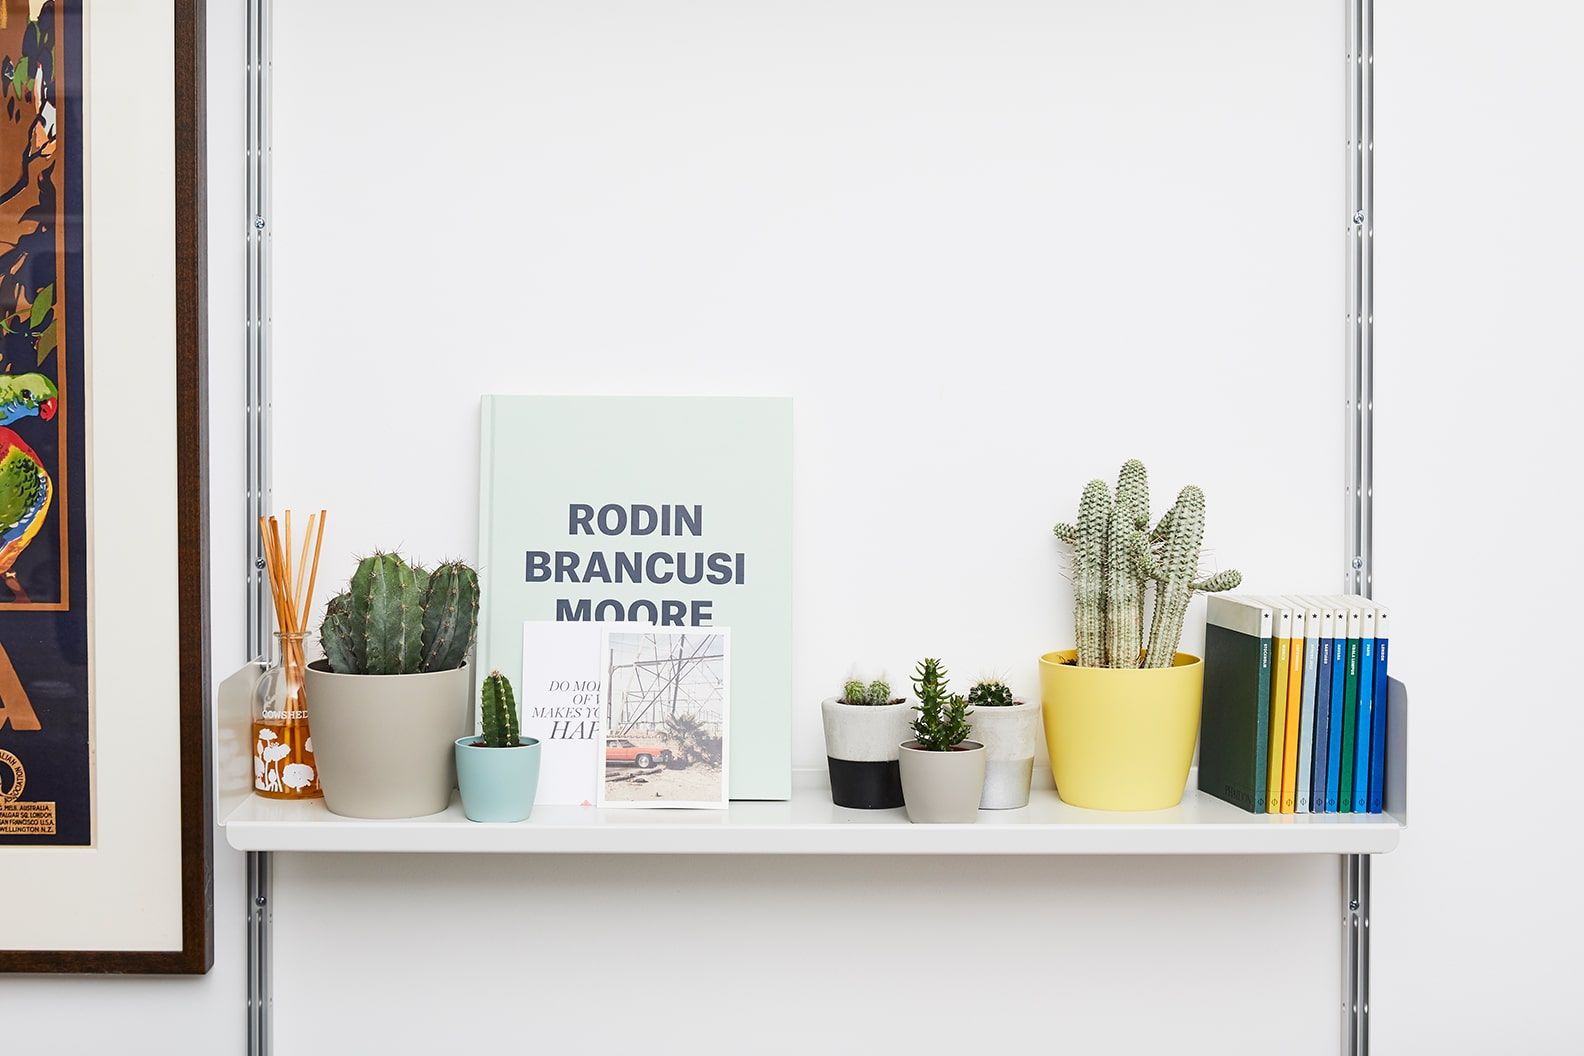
[0,0,211,975]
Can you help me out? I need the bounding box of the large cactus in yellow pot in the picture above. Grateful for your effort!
[1053,461,1240,669]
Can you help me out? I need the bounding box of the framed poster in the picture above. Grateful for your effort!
[0,0,211,973]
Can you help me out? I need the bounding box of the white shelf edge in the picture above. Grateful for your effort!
[223,767,1402,857]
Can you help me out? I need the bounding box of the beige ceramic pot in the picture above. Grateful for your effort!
[897,740,986,823]
[304,660,471,819]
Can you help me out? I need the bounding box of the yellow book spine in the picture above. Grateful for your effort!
[1266,635,1290,812]
[1281,637,1306,813]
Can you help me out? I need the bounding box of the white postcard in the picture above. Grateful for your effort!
[597,628,730,809]
[519,621,605,806]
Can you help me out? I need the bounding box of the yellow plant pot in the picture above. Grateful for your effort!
[1038,649,1203,811]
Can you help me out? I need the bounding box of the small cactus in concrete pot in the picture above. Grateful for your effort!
[822,669,913,809]
[965,678,1039,810]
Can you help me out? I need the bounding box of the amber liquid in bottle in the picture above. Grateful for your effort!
[253,632,323,800]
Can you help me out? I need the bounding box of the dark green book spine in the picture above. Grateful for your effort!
[1338,637,1361,814]
[1199,623,1262,812]
[1252,638,1271,814]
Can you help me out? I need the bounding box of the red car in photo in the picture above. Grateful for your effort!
[605,737,675,770]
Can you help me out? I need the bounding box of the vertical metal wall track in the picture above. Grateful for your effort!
[1343,852,1372,1054]
[246,0,273,1054]
[1342,1,1374,1054]
[1345,0,1374,598]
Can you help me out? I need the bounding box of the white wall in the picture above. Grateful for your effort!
[11,1,1581,1053]
[1370,2,1584,1051]
[266,2,1346,1053]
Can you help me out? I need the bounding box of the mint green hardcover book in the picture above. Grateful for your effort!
[477,395,794,800]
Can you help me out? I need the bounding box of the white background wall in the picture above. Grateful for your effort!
[1369,1,1584,1050]
[267,2,1345,1052]
[5,0,1580,1052]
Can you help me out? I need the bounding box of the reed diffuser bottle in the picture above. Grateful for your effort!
[253,509,327,801]
[252,631,320,799]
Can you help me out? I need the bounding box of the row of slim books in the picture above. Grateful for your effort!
[1199,594,1390,815]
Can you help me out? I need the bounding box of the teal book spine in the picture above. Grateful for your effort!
[1338,634,1360,813]
[1325,628,1347,811]
[1352,634,1375,813]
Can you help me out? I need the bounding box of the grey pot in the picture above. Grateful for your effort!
[897,740,986,824]
[968,703,1040,809]
[304,660,471,819]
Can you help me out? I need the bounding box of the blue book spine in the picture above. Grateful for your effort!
[1352,635,1375,813]
[1368,635,1389,813]
[1311,637,1333,813]
[1325,634,1346,811]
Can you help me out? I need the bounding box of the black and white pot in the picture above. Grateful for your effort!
[969,702,1040,809]
[820,697,914,809]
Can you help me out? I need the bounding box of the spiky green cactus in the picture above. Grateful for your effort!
[842,678,867,704]
[351,551,424,674]
[320,592,358,673]
[967,679,1016,707]
[1069,480,1112,668]
[909,658,973,751]
[1113,459,1151,660]
[320,552,480,675]
[479,670,521,748]
[865,679,893,705]
[1134,486,1242,668]
[1053,462,1240,671]
[421,561,480,673]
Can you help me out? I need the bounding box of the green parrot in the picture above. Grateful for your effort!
[0,372,59,603]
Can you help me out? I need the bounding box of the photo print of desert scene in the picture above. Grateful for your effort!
[599,630,729,808]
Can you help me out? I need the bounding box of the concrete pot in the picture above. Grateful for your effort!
[1039,649,1203,811]
[455,736,542,823]
[969,702,1040,809]
[821,697,915,809]
[897,740,986,824]
[304,660,471,819]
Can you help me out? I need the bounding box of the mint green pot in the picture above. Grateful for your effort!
[454,736,542,822]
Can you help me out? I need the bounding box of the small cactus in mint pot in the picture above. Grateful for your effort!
[319,552,479,675]
[478,670,521,748]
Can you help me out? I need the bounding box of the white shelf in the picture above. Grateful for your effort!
[222,769,1402,856]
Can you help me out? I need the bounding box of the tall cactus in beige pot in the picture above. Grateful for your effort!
[305,552,480,818]
[1045,461,1241,809]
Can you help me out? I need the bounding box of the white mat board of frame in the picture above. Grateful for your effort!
[265,1,1348,1052]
